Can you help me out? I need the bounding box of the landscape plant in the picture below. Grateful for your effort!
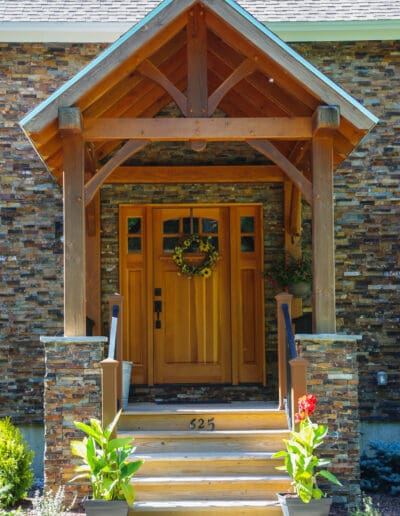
[31,486,74,516]
[360,440,400,495]
[70,410,143,505]
[272,394,342,503]
[265,251,312,290]
[0,417,34,509]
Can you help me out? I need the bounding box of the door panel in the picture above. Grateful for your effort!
[153,207,231,384]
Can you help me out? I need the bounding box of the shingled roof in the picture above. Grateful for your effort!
[0,0,400,22]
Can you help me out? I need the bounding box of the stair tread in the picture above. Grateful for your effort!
[134,451,277,460]
[123,403,282,415]
[121,429,288,437]
[133,500,280,508]
[133,475,289,483]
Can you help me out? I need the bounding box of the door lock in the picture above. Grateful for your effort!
[154,300,162,329]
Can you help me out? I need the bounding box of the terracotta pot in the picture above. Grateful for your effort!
[277,493,332,515]
[84,499,129,516]
[287,281,311,298]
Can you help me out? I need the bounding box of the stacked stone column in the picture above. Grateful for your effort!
[41,336,107,502]
[296,334,362,508]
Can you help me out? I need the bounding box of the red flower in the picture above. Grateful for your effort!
[295,410,307,423]
[298,394,317,416]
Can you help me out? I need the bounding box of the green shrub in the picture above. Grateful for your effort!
[0,418,34,508]
[360,440,400,496]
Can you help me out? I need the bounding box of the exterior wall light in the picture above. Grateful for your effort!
[377,371,388,386]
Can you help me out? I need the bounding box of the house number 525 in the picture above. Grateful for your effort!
[189,417,216,431]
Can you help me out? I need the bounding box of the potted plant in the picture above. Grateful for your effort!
[70,410,144,515]
[272,394,342,515]
[265,252,312,297]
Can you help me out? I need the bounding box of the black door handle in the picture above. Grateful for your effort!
[154,300,162,329]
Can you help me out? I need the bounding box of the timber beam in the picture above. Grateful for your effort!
[59,107,86,336]
[83,117,312,141]
[248,139,312,204]
[312,106,340,333]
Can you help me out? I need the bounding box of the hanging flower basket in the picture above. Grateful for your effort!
[172,234,219,278]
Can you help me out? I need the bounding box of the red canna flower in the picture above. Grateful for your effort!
[298,394,317,416]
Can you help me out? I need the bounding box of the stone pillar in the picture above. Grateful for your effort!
[41,336,107,503]
[295,333,362,509]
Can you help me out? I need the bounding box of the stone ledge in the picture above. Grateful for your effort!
[295,333,362,341]
[40,335,108,344]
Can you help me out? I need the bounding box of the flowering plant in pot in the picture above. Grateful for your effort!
[70,410,143,515]
[265,252,312,296]
[272,395,341,515]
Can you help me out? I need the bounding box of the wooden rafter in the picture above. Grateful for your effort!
[247,139,313,204]
[207,58,257,116]
[84,117,312,141]
[137,59,188,116]
[84,139,150,205]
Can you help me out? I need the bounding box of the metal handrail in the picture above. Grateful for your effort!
[281,302,297,428]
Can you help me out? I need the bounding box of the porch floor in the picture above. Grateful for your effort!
[129,384,278,405]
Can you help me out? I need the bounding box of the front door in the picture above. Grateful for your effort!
[153,206,231,383]
[119,204,265,386]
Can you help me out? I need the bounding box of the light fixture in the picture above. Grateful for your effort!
[377,371,388,386]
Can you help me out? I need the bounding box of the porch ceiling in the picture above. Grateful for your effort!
[20,0,378,185]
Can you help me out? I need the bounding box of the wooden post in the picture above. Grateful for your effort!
[59,107,86,336]
[289,357,308,430]
[86,192,101,335]
[109,294,124,407]
[275,292,293,410]
[312,106,340,333]
[101,358,118,434]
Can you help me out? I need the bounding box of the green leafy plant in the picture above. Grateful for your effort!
[265,252,311,289]
[272,395,342,503]
[70,410,143,505]
[31,486,75,516]
[360,440,400,495]
[0,417,34,508]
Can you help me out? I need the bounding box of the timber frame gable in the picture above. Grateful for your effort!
[20,0,377,338]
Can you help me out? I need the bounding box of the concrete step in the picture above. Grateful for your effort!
[129,500,282,515]
[134,451,282,476]
[132,475,291,501]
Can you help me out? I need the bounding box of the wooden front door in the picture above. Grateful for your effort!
[153,206,231,384]
[119,204,265,386]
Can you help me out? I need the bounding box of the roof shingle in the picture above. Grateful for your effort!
[0,0,399,23]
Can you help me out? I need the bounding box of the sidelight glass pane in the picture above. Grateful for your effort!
[163,218,179,234]
[128,217,141,234]
[202,218,218,234]
[128,237,141,253]
[241,236,255,252]
[240,216,254,233]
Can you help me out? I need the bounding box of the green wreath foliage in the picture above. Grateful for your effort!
[172,234,219,278]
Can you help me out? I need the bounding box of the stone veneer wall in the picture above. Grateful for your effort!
[0,40,399,424]
[296,334,362,508]
[41,336,106,500]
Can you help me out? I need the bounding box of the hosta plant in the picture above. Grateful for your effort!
[70,410,143,505]
[272,394,342,503]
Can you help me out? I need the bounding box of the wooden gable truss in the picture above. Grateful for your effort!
[20,0,377,337]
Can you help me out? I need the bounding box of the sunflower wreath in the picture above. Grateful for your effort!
[172,234,219,278]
